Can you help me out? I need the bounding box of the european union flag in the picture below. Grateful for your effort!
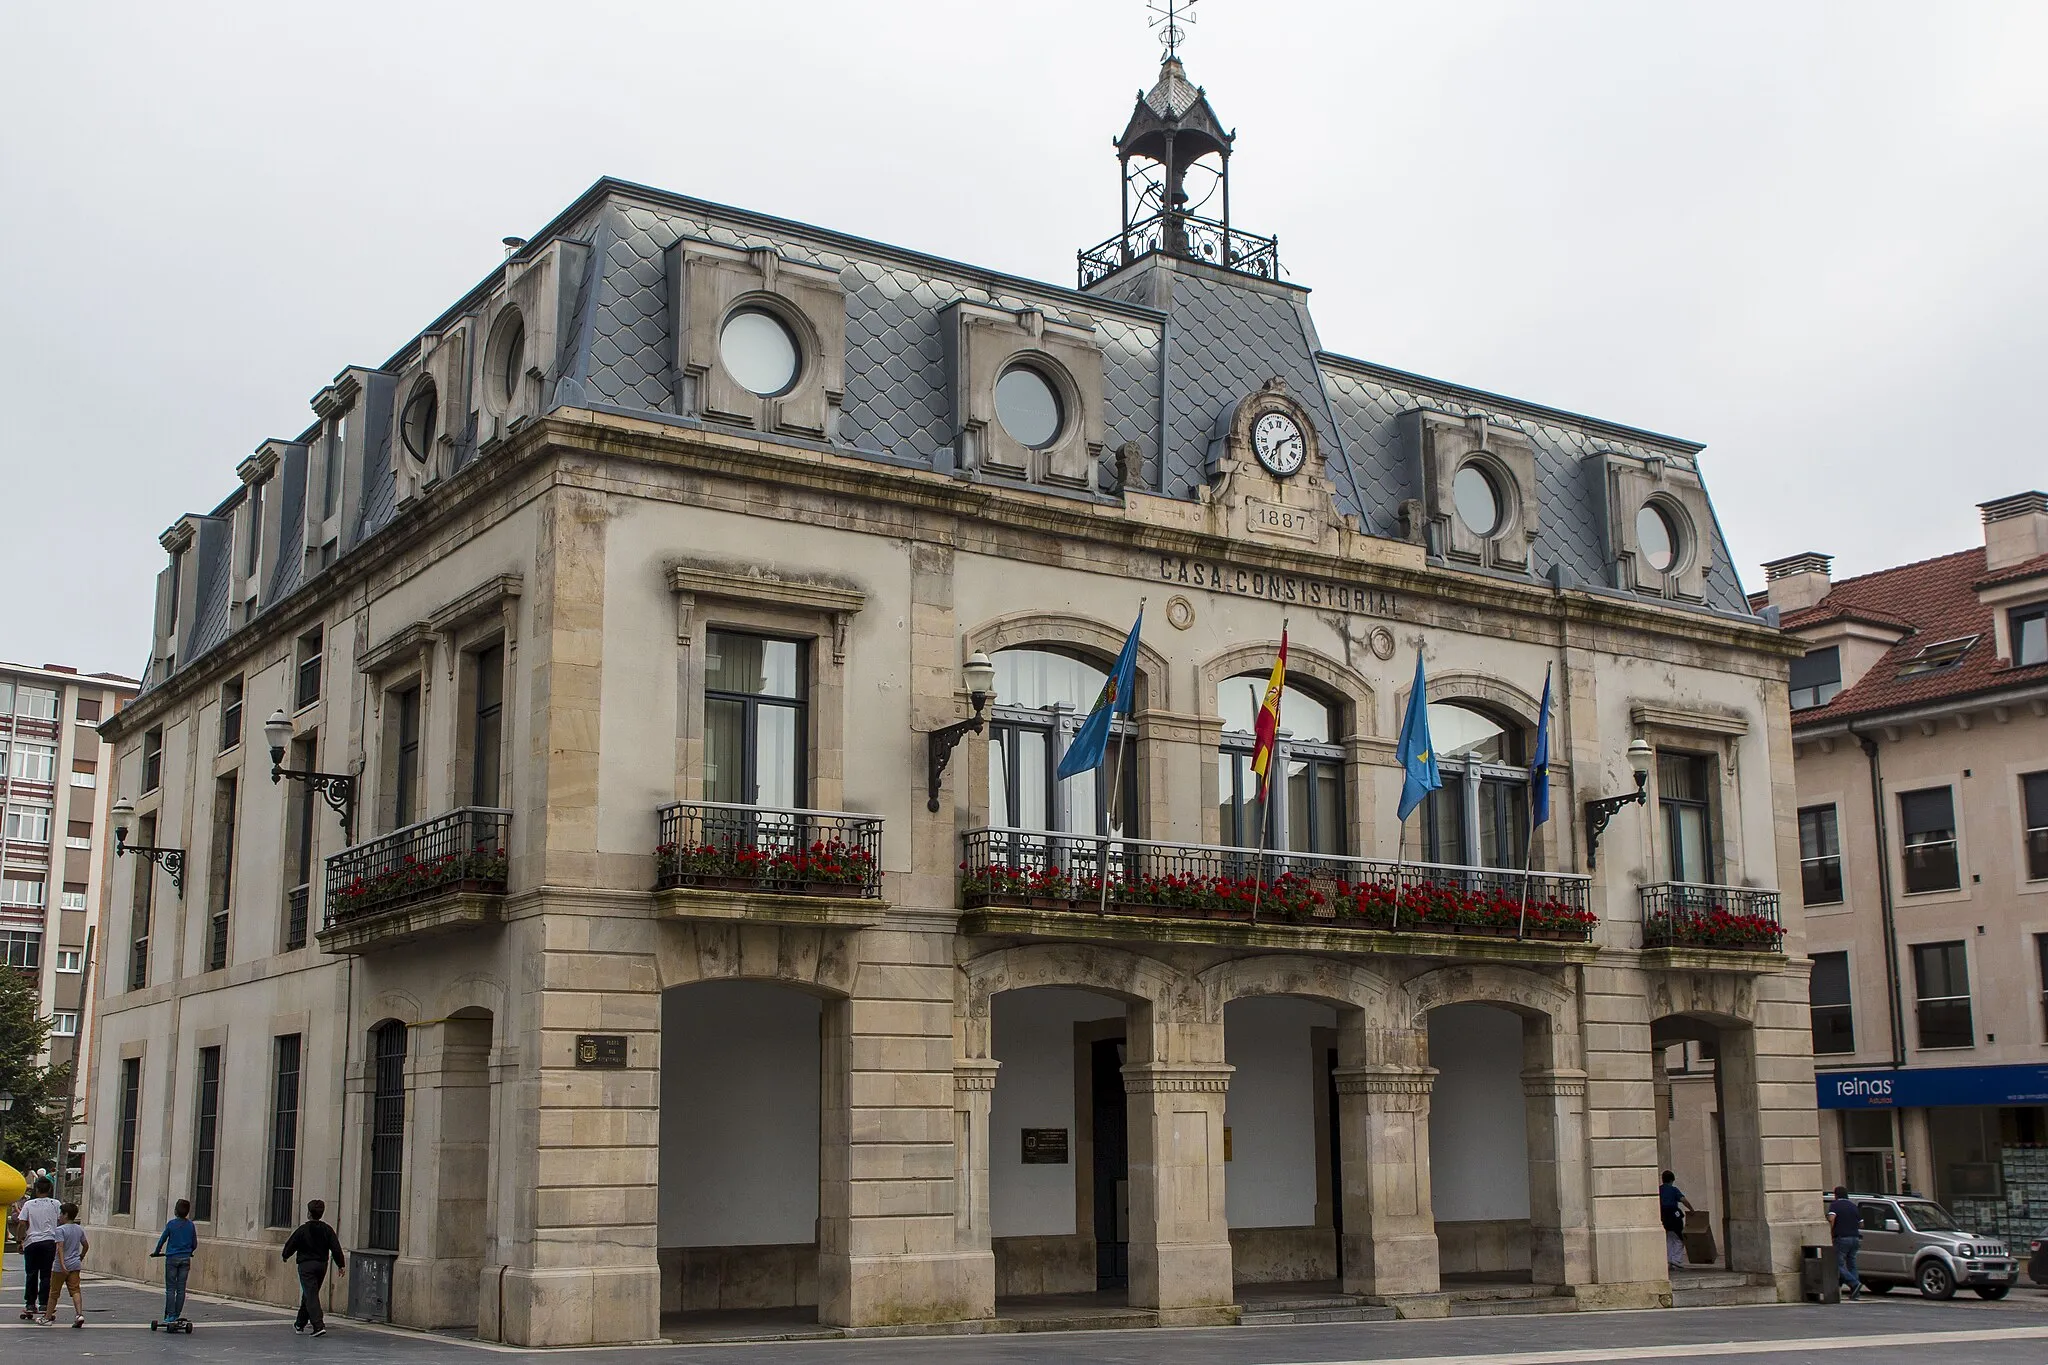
[1057,608,1143,780]
[1531,666,1553,828]
[1396,650,1440,821]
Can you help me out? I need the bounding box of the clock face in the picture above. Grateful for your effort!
[1253,410,1307,478]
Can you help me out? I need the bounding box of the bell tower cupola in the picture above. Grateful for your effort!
[1079,0,1279,289]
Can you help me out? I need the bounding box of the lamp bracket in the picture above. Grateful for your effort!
[1582,772,1649,871]
[925,700,990,813]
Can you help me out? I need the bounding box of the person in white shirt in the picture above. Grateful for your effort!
[14,1178,64,1323]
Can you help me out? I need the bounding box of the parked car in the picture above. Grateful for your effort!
[1848,1195,2017,1299]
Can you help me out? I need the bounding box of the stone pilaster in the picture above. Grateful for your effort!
[1123,1060,1236,1324]
[953,1057,1001,1316]
[1333,1056,1440,1298]
[1578,964,1666,1303]
[1523,1068,1592,1287]
[396,1017,495,1328]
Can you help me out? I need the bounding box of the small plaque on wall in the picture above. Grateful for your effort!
[1021,1128,1069,1164]
[575,1034,629,1068]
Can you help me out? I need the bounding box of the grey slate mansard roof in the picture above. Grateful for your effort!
[153,176,1753,687]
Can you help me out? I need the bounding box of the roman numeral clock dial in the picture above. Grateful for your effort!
[1253,410,1306,478]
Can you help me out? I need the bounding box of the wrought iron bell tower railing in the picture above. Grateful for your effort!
[1078,210,1279,288]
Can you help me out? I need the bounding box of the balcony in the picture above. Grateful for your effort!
[959,828,1598,963]
[1639,882,1786,970]
[1078,210,1280,288]
[318,807,510,954]
[654,801,884,928]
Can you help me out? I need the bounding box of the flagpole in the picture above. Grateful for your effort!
[1250,680,1270,922]
[1096,598,1144,916]
[1392,813,1405,932]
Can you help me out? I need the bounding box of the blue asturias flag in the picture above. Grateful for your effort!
[1395,650,1441,821]
[1057,608,1143,780]
[1531,665,1553,828]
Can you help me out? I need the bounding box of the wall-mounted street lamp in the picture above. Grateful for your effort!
[110,797,186,896]
[1584,737,1656,871]
[926,652,999,813]
[265,709,358,846]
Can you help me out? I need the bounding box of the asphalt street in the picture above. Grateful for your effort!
[10,1267,2048,1364]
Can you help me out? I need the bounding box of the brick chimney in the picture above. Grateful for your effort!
[1762,551,1833,613]
[1980,491,2048,572]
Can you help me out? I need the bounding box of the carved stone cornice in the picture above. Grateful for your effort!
[237,446,281,485]
[427,573,524,637]
[159,520,195,555]
[1630,702,1748,737]
[1332,1065,1438,1097]
[1522,1068,1589,1099]
[1122,1062,1233,1094]
[667,559,865,661]
[954,1059,1001,1094]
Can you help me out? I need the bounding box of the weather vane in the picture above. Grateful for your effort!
[1148,0,1196,63]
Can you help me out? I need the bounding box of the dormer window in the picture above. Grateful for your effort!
[1636,502,1680,573]
[1789,646,1842,710]
[718,308,801,397]
[1898,635,1978,677]
[2015,604,2048,666]
[995,364,1063,449]
[401,381,438,462]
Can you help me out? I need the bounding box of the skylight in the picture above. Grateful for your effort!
[1897,635,1979,678]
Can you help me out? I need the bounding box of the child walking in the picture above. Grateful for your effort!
[53,1204,88,1327]
[149,1198,197,1326]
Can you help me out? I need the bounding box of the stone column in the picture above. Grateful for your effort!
[1123,1060,1236,1324]
[1334,1048,1440,1300]
[1523,1068,1592,1287]
[401,1016,495,1328]
[1578,964,1666,1308]
[1715,989,1824,1292]
[954,1058,1000,1313]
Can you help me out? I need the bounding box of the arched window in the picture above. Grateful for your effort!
[1215,678,1343,854]
[1420,702,1529,869]
[986,647,1137,836]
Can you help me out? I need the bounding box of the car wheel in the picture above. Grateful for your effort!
[1974,1286,2009,1300]
[1919,1260,1957,1300]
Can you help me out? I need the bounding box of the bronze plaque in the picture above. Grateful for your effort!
[1021,1128,1069,1164]
[575,1034,629,1068]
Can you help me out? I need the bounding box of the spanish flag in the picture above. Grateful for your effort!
[1250,629,1288,796]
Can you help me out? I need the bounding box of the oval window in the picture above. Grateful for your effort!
[1637,503,1678,572]
[1453,464,1501,537]
[719,308,800,396]
[496,312,525,404]
[401,382,438,462]
[995,365,1062,448]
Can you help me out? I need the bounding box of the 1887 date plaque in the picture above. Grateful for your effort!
[576,1034,629,1068]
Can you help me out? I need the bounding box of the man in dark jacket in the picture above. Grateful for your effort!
[280,1200,346,1336]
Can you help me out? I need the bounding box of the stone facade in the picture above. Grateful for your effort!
[82,61,1824,1344]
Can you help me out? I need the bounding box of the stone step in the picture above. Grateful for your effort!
[1241,1306,1398,1326]
[996,1311,1153,1333]
[1449,1293,1578,1317]
[1671,1280,1780,1309]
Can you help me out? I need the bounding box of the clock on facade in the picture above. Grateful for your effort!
[1252,411,1306,478]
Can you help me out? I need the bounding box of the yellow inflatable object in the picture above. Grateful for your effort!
[0,1161,24,1207]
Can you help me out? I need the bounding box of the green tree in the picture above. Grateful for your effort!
[0,967,69,1175]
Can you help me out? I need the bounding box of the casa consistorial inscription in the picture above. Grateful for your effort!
[1150,553,1396,617]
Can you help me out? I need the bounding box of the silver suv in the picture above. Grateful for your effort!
[1848,1195,2018,1300]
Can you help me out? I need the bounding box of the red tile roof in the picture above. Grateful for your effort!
[1786,546,2048,725]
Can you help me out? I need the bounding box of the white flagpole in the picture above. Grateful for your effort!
[1095,599,1144,916]
[1392,812,1405,932]
[1249,680,1270,922]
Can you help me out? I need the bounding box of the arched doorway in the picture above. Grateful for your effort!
[1223,996,1342,1294]
[1429,1003,1536,1285]
[1652,1010,1773,1278]
[658,980,834,1335]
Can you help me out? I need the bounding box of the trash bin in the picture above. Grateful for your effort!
[1801,1243,1840,1303]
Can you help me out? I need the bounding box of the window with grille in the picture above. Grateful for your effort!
[1799,805,1844,906]
[192,1047,220,1220]
[207,774,237,971]
[367,1021,408,1251]
[1899,787,1960,894]
[115,1057,141,1214]
[268,1034,302,1228]
[1810,951,1854,1054]
[129,814,155,990]
[1913,941,1973,1049]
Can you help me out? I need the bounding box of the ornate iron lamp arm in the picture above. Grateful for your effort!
[926,714,988,813]
[271,754,358,847]
[112,827,186,896]
[1583,773,1649,871]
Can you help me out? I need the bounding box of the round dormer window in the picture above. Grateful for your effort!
[401,381,438,462]
[1637,502,1679,571]
[995,365,1062,448]
[1453,464,1502,537]
[490,309,526,405]
[719,308,800,396]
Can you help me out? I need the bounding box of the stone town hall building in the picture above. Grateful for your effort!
[84,44,1821,1345]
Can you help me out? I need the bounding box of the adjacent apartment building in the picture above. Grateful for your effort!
[84,45,1821,1346]
[1,661,137,1169]
[1761,493,2048,1237]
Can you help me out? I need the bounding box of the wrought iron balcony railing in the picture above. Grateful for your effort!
[1640,882,1785,952]
[1078,210,1280,288]
[656,800,883,900]
[960,827,1594,941]
[323,807,510,928]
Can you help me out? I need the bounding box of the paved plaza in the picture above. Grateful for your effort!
[12,1267,2048,1365]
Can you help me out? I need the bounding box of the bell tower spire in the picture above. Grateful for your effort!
[1079,1,1279,289]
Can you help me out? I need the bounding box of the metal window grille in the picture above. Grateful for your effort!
[192,1047,220,1221]
[1638,882,1786,951]
[285,884,309,951]
[367,1021,407,1251]
[324,807,510,926]
[268,1034,301,1228]
[115,1058,141,1214]
[656,801,882,898]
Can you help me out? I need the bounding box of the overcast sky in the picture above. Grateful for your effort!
[5,1,2044,673]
